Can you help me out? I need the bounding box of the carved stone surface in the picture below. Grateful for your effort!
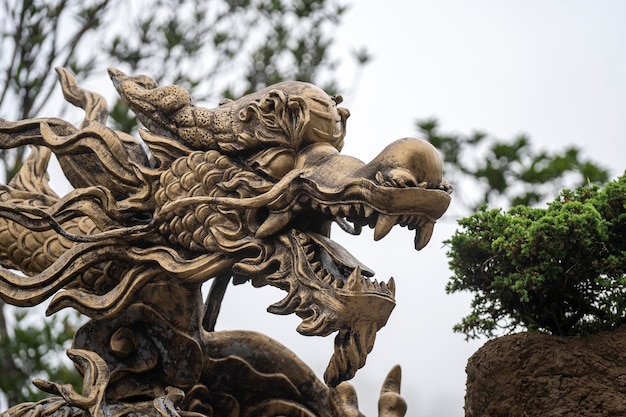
[465,327,626,417]
[0,68,451,416]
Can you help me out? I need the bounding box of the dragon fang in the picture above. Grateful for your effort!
[0,68,451,417]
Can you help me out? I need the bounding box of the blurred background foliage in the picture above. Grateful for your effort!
[417,118,609,211]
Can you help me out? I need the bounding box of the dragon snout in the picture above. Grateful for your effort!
[362,137,447,191]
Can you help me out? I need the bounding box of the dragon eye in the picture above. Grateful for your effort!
[262,151,296,179]
[248,148,296,179]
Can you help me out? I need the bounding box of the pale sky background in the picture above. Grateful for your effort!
[218,2,626,416]
[3,1,625,416]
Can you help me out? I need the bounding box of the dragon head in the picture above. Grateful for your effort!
[131,76,452,385]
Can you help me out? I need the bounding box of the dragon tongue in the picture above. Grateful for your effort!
[308,232,374,277]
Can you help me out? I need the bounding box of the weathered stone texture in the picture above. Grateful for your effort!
[466,326,626,417]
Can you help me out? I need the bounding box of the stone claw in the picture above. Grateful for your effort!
[378,365,407,417]
[330,382,364,417]
[33,349,109,417]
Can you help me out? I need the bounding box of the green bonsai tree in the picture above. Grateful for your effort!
[446,173,626,340]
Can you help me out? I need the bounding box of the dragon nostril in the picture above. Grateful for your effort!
[375,168,418,188]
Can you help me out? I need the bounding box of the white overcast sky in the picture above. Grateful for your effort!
[219,2,626,416]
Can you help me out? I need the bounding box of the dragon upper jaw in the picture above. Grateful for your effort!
[256,174,451,254]
[292,137,451,247]
[307,188,448,250]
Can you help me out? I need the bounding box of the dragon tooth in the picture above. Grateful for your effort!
[297,232,310,245]
[363,277,372,290]
[322,205,334,215]
[375,170,385,185]
[323,273,334,285]
[387,277,396,297]
[407,215,421,230]
[374,214,398,241]
[414,221,435,250]
[311,260,322,271]
[256,211,293,238]
[367,216,377,228]
[417,181,428,188]
[363,205,374,218]
[306,251,316,262]
[346,266,363,292]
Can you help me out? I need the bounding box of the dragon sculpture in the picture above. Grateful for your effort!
[0,68,451,417]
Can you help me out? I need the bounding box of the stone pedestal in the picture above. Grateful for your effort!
[465,326,626,417]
